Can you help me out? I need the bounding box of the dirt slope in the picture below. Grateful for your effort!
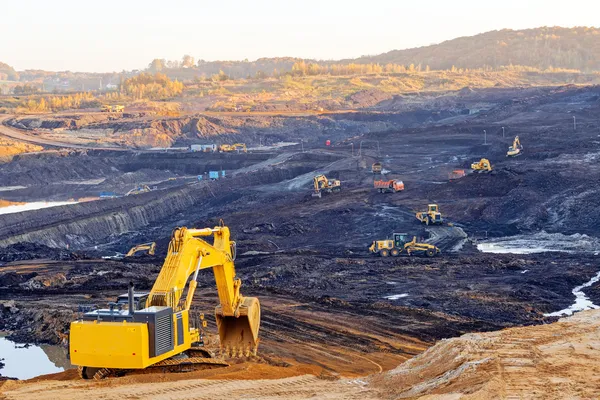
[370,309,600,399]
[2,310,600,399]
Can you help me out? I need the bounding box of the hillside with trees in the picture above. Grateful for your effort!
[148,27,600,80]
[0,62,19,81]
[353,27,600,72]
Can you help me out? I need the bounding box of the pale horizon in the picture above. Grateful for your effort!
[2,0,600,73]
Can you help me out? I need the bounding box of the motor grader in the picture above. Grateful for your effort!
[471,158,492,173]
[69,222,260,380]
[369,233,440,257]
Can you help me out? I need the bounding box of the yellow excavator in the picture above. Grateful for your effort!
[507,136,522,157]
[126,242,156,257]
[416,204,443,225]
[471,158,492,173]
[70,223,260,379]
[219,143,247,153]
[126,184,151,196]
[312,174,341,198]
[369,233,440,257]
[101,105,125,113]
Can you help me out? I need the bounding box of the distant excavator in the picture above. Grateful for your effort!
[369,233,440,257]
[101,105,124,113]
[471,158,492,173]
[70,223,260,380]
[312,174,341,198]
[126,242,156,257]
[219,143,247,153]
[126,184,151,196]
[416,204,443,225]
[507,136,522,157]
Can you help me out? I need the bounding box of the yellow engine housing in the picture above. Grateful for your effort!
[70,310,199,369]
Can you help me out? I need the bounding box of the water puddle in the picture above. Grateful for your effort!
[478,231,600,254]
[385,293,408,300]
[0,336,72,379]
[0,201,78,215]
[544,270,600,317]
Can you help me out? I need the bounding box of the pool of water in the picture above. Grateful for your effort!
[0,336,72,379]
[0,201,78,215]
[477,231,600,254]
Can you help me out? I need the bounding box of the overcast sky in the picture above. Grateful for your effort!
[2,0,599,72]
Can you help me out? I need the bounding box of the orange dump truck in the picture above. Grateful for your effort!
[374,179,404,193]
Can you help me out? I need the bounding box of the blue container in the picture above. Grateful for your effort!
[197,175,203,181]
[209,171,219,180]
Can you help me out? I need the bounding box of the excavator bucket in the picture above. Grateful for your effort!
[215,296,261,357]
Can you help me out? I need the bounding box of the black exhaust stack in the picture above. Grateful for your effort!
[128,281,135,315]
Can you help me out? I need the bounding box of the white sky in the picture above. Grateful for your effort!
[1,0,599,72]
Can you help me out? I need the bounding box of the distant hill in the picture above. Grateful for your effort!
[352,27,600,71]
[0,62,19,81]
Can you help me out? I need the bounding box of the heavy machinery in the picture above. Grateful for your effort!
[374,179,404,193]
[507,136,522,157]
[448,169,466,181]
[219,143,247,153]
[126,184,151,196]
[312,174,341,198]
[126,242,156,257]
[69,223,260,379]
[416,204,443,225]
[369,233,440,257]
[101,105,125,113]
[471,158,492,173]
[372,162,382,174]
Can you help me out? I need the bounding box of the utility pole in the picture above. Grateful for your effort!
[502,126,505,138]
[351,143,354,157]
[301,139,304,153]
[484,130,487,145]
[573,116,577,131]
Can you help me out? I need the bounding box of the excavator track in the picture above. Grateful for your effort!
[86,357,230,380]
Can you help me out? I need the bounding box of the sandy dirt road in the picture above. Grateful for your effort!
[0,115,126,150]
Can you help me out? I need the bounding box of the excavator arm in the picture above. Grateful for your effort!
[147,225,260,355]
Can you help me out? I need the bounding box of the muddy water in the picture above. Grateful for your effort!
[0,201,78,215]
[0,336,72,379]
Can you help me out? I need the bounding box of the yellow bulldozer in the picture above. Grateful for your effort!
[369,233,440,257]
[416,204,443,225]
[69,223,260,379]
[312,174,341,198]
[507,136,522,157]
[471,158,492,173]
[126,242,156,257]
